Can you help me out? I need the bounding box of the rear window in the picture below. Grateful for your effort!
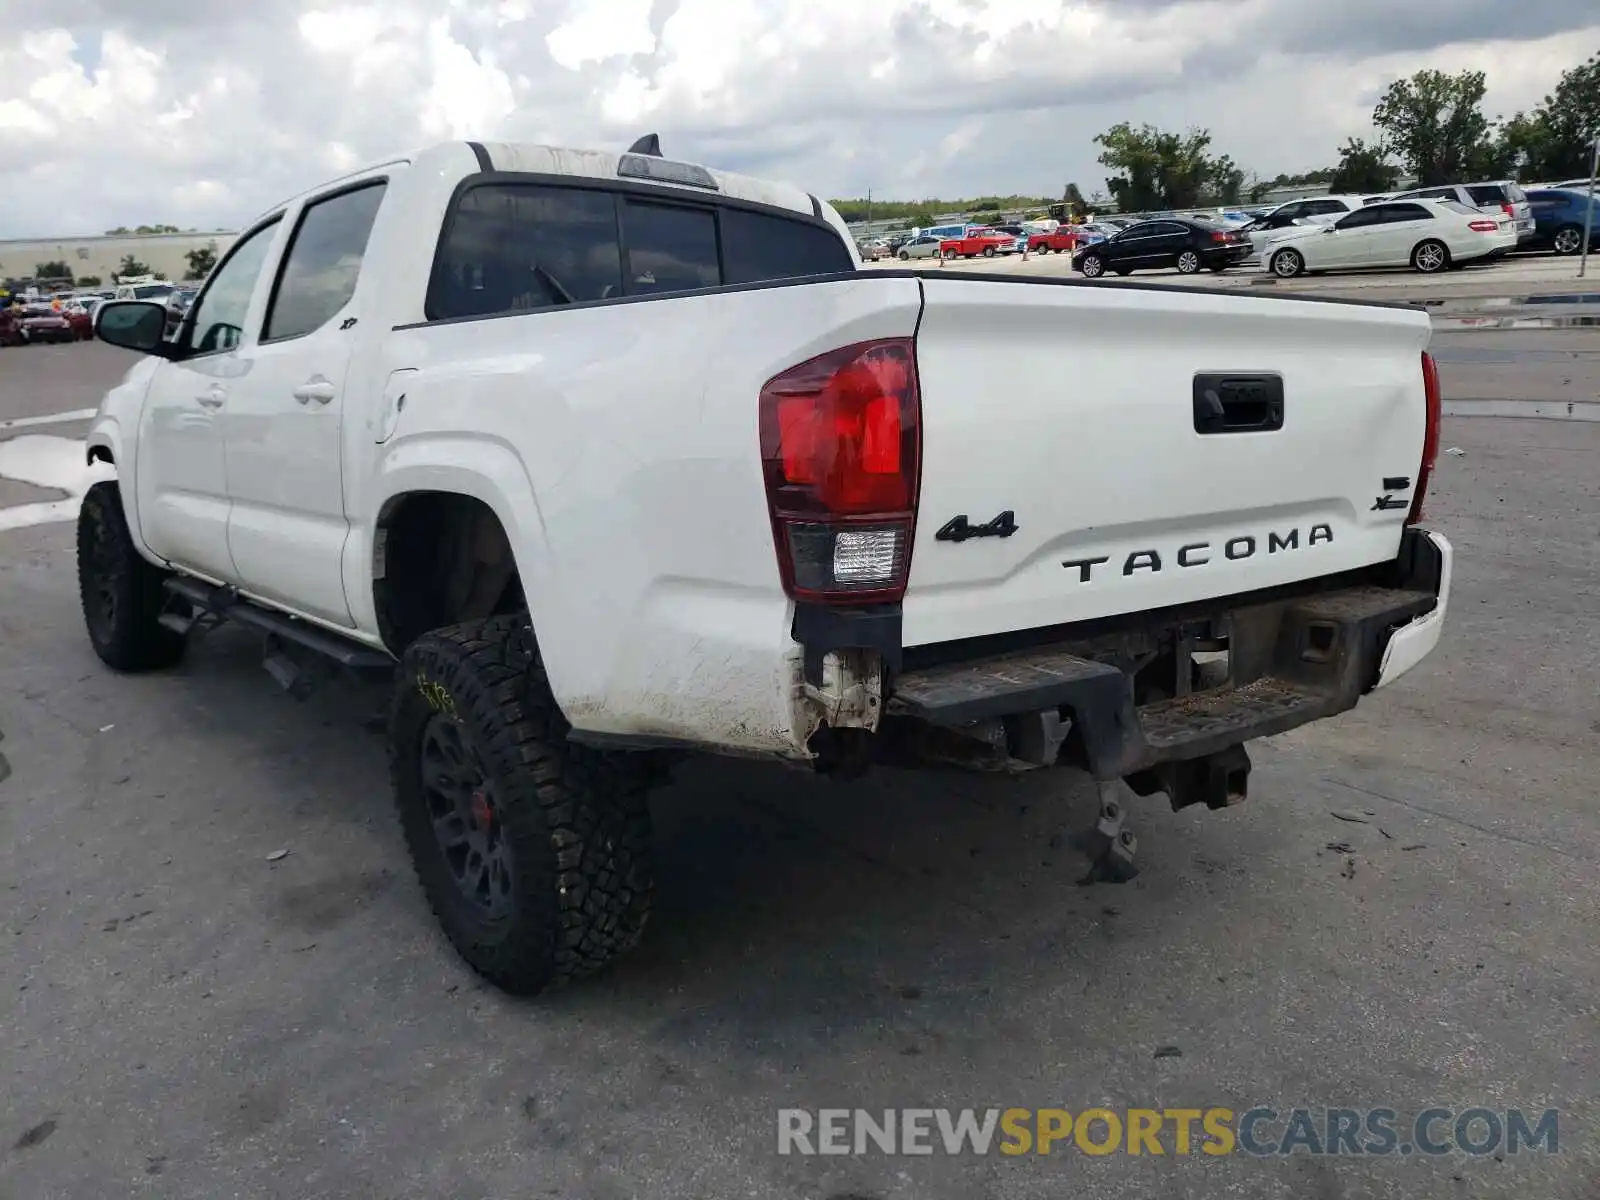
[622,200,719,295]
[1467,185,1506,205]
[427,182,850,321]
[720,208,852,283]
[431,185,623,318]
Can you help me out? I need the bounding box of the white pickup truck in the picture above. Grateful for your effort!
[80,137,1452,995]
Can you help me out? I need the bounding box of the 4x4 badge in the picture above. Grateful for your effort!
[936,511,1019,543]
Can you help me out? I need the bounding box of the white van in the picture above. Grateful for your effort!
[114,281,176,303]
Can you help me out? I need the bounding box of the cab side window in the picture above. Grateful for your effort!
[263,182,387,342]
[1334,207,1385,230]
[185,219,282,356]
[1385,203,1435,222]
[429,184,624,319]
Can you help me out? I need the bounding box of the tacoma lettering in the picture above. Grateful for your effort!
[1064,525,1333,583]
[1062,555,1111,582]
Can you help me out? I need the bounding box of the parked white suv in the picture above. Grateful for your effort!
[1241,194,1390,259]
[79,137,1453,996]
[1390,182,1533,245]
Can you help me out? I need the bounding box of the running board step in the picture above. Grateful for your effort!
[161,577,395,670]
[158,611,196,636]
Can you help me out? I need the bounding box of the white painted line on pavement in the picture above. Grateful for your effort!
[0,434,112,531]
[0,408,97,431]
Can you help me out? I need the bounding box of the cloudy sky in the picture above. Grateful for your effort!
[1,0,1596,238]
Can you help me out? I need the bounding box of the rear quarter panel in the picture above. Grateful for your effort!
[364,276,924,754]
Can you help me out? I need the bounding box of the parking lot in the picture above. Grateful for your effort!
[2,274,1599,1198]
[865,239,1598,296]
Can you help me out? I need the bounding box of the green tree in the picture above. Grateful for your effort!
[1493,111,1559,180]
[104,226,130,235]
[134,224,180,234]
[1095,123,1238,211]
[1095,122,1167,211]
[77,275,102,287]
[116,255,152,280]
[33,260,72,280]
[1209,155,1245,205]
[1327,138,1400,193]
[1496,52,1600,180]
[185,243,218,280]
[1096,123,1202,210]
[828,194,1055,224]
[1372,68,1492,185]
[1263,167,1336,189]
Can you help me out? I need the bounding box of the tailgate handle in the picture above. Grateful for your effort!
[1193,374,1284,435]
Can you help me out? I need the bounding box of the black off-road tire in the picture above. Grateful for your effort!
[390,616,654,995]
[76,481,185,671]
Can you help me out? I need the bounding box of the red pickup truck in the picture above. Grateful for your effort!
[1027,228,1079,254]
[938,228,1018,259]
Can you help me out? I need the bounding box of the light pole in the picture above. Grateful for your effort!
[1580,132,1599,279]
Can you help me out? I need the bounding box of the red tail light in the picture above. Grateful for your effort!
[1501,202,1515,218]
[1468,219,1498,232]
[760,339,922,603]
[1212,231,1229,243]
[1410,351,1442,525]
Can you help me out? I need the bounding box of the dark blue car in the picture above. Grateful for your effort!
[1525,189,1600,256]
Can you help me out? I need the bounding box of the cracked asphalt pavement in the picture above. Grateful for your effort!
[1,329,1597,1199]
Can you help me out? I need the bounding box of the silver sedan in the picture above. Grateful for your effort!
[895,235,944,260]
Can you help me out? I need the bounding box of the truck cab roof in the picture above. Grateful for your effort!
[259,140,823,227]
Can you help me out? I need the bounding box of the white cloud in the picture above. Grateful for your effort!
[546,0,656,69]
[0,1,1595,238]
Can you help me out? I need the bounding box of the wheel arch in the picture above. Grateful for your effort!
[362,443,551,657]
[83,414,162,563]
[85,413,122,467]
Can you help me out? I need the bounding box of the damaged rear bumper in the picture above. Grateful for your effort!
[882,528,1452,781]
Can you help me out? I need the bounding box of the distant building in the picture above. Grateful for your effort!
[0,229,239,288]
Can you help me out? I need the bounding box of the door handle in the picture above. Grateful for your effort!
[197,385,225,408]
[293,378,336,405]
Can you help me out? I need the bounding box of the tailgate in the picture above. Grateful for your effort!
[902,278,1432,647]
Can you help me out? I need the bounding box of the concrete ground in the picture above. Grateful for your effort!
[2,296,1598,1199]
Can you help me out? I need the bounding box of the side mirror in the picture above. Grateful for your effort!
[95,300,177,357]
